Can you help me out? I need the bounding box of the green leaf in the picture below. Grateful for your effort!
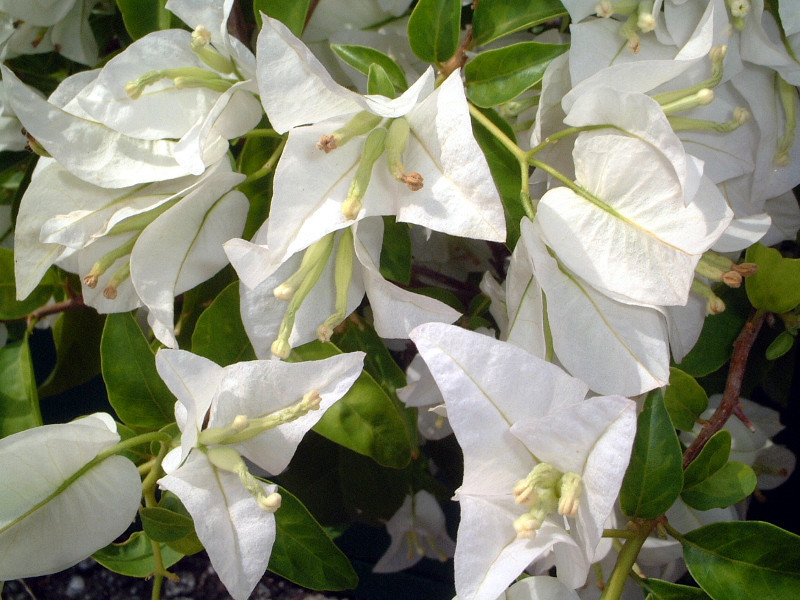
[663,367,708,431]
[470,107,525,248]
[191,282,256,366]
[237,131,281,241]
[684,430,732,486]
[140,506,195,543]
[465,42,569,108]
[766,330,795,360]
[472,0,568,46]
[367,63,396,97]
[0,336,41,438]
[331,44,409,93]
[290,341,412,468]
[254,0,311,36]
[101,313,176,430]
[38,307,105,398]
[333,316,406,393]
[407,0,462,63]
[682,431,756,510]
[683,521,800,600]
[644,578,711,600]
[158,492,204,555]
[745,243,800,313]
[379,217,412,285]
[116,0,171,40]
[93,531,183,578]
[682,461,756,510]
[620,389,683,518]
[269,484,358,590]
[0,248,60,319]
[675,286,750,377]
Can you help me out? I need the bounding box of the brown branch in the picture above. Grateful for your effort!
[227,0,251,46]
[439,26,473,80]
[26,295,86,326]
[682,310,767,469]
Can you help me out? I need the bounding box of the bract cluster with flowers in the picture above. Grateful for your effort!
[1,1,799,600]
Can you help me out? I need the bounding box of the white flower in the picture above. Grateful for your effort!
[14,157,248,347]
[155,348,364,600]
[253,15,505,267]
[0,413,141,580]
[397,354,453,441]
[410,323,637,599]
[373,490,456,573]
[228,217,459,359]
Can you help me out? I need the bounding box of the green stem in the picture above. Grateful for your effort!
[95,431,174,463]
[599,519,657,600]
[662,520,687,543]
[468,103,534,221]
[468,102,526,163]
[526,124,611,157]
[603,528,637,539]
[244,137,287,184]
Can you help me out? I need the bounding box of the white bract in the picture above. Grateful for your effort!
[397,354,453,441]
[14,157,247,348]
[373,489,456,573]
[253,15,505,266]
[0,413,141,580]
[228,217,459,359]
[155,348,364,600]
[410,323,637,600]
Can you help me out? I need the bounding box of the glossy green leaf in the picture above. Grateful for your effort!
[116,0,171,40]
[644,578,711,600]
[683,521,800,600]
[745,243,800,313]
[675,286,750,377]
[682,431,756,510]
[470,107,525,248]
[766,330,795,360]
[465,42,568,108]
[290,341,412,468]
[191,282,256,367]
[663,367,708,431]
[269,484,358,590]
[237,132,280,241]
[379,217,412,285]
[254,0,311,36]
[93,531,183,578]
[101,313,176,430]
[140,506,195,543]
[407,0,461,63]
[38,307,105,398]
[331,44,409,93]
[620,389,683,518]
[0,248,59,319]
[333,315,406,393]
[158,492,204,555]
[0,336,41,438]
[472,0,568,46]
[367,63,396,97]
[682,461,756,510]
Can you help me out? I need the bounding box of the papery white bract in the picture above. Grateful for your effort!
[0,413,141,580]
[155,349,364,600]
[373,489,455,573]
[253,15,505,266]
[410,323,636,600]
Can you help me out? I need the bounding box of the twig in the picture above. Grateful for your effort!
[682,310,766,468]
[23,295,85,327]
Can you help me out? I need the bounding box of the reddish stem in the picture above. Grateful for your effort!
[682,310,766,469]
[26,295,86,326]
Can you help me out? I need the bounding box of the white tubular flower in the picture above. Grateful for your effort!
[373,490,456,573]
[253,15,505,268]
[0,413,141,580]
[155,348,364,600]
[14,157,247,347]
[410,324,637,600]
[228,217,459,359]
